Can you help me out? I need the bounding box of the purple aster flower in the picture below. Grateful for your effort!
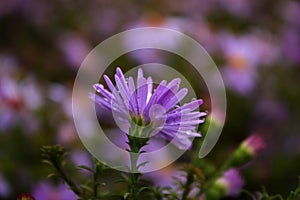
[215,168,245,197]
[91,67,206,149]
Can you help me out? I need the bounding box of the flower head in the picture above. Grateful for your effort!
[215,168,245,196]
[207,168,244,199]
[91,67,206,149]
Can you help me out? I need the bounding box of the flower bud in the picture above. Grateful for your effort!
[241,134,266,156]
[229,134,266,167]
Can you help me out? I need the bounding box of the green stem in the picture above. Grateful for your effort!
[93,160,99,199]
[125,119,151,199]
[53,161,84,198]
[128,137,142,200]
[129,152,140,199]
[127,132,149,199]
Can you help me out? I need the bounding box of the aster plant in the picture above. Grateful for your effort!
[91,67,206,198]
[39,68,300,200]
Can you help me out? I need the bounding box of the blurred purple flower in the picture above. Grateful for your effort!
[56,122,77,145]
[123,15,183,64]
[185,19,218,53]
[0,174,11,198]
[217,0,253,18]
[47,84,73,119]
[32,182,76,200]
[281,1,300,27]
[219,32,278,94]
[281,27,300,65]
[58,33,90,69]
[241,134,266,156]
[91,67,206,149]
[215,168,245,197]
[144,165,183,188]
[70,150,93,169]
[0,55,43,133]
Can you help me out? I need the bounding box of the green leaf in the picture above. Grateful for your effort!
[137,186,152,195]
[42,160,53,166]
[137,161,149,169]
[47,173,58,179]
[114,179,129,184]
[94,181,106,186]
[124,192,131,199]
[121,173,130,181]
[287,177,300,200]
[79,184,93,193]
[77,165,95,173]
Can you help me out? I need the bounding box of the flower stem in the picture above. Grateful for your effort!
[127,135,141,199]
[127,130,149,199]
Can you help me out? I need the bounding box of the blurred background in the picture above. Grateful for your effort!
[0,0,300,199]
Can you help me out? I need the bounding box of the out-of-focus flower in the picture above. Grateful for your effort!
[279,0,300,65]
[217,0,253,18]
[0,55,43,133]
[215,168,245,196]
[47,84,73,119]
[0,76,43,133]
[185,19,218,53]
[280,27,300,65]
[123,15,184,64]
[58,32,90,69]
[219,32,278,95]
[91,67,206,149]
[19,76,43,111]
[70,150,93,169]
[281,0,300,27]
[56,122,77,145]
[0,174,11,198]
[144,165,183,188]
[32,182,76,200]
[207,168,244,199]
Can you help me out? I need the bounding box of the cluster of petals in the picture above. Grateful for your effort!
[91,67,206,149]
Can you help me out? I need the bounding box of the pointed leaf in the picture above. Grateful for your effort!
[77,165,95,173]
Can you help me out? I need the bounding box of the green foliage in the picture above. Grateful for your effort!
[41,144,300,200]
[41,145,111,200]
[241,178,300,200]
